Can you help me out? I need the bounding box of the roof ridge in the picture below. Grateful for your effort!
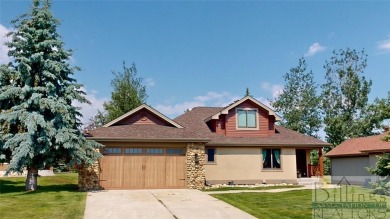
[192,106,224,109]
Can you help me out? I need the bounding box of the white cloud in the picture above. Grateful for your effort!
[378,39,390,51]
[304,42,326,57]
[155,91,241,117]
[145,78,156,87]
[194,91,231,102]
[155,101,204,116]
[0,24,13,64]
[261,82,283,98]
[73,88,109,125]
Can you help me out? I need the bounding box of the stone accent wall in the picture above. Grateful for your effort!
[78,162,100,191]
[186,143,206,189]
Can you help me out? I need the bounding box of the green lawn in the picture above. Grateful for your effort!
[212,190,313,219]
[0,173,86,219]
[204,185,302,192]
[212,186,390,219]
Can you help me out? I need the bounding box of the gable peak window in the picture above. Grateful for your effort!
[237,108,257,128]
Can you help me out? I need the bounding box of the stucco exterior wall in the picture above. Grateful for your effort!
[205,147,297,184]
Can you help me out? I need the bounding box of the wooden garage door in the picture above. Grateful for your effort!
[100,147,186,189]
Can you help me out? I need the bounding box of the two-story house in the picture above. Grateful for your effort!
[80,96,329,190]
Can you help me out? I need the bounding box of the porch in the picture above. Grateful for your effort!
[295,148,324,178]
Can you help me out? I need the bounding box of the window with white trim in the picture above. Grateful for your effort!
[262,149,281,169]
[237,109,257,128]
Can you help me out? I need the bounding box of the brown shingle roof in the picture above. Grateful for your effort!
[325,133,390,157]
[88,106,329,147]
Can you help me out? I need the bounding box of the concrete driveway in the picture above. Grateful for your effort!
[84,189,256,219]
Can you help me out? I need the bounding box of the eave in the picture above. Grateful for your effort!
[87,137,210,143]
[206,143,328,148]
[325,153,369,158]
[103,104,183,128]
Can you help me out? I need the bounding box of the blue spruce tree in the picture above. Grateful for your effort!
[0,0,102,190]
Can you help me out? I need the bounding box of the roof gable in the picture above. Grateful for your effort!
[204,96,282,122]
[103,104,183,128]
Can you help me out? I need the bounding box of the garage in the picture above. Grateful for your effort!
[99,147,186,189]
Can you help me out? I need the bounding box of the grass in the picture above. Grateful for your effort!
[0,173,86,219]
[204,185,302,192]
[212,186,390,219]
[212,190,313,219]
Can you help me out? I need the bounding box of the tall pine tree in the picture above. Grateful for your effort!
[0,0,102,190]
[271,58,321,137]
[321,48,374,147]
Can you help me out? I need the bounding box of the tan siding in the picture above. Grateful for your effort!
[116,109,171,126]
[224,100,271,137]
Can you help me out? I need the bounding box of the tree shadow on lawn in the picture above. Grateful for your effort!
[0,179,80,195]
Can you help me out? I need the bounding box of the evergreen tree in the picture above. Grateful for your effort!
[0,0,102,190]
[321,48,378,147]
[104,61,148,122]
[368,153,390,195]
[271,58,321,137]
[245,88,251,97]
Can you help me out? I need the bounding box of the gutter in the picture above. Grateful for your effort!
[87,137,210,143]
[359,149,390,153]
[206,143,329,147]
[325,153,368,158]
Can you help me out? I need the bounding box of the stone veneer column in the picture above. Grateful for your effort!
[186,142,206,189]
[78,161,100,191]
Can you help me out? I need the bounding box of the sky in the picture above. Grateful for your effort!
[0,1,389,127]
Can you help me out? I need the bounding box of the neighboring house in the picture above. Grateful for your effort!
[79,96,329,190]
[0,163,54,177]
[326,132,390,186]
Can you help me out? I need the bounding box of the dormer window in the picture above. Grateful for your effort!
[237,108,258,129]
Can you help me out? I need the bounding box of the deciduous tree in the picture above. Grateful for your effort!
[320,48,384,147]
[271,57,321,137]
[103,62,148,123]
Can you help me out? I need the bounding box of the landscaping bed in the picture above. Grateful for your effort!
[204,184,302,191]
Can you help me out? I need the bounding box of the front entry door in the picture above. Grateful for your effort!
[296,149,308,177]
